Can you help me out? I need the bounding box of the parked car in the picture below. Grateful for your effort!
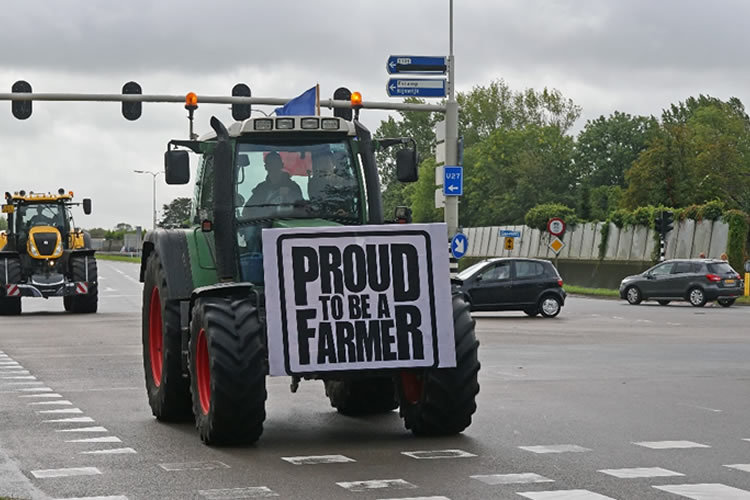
[619,259,744,307]
[453,258,566,317]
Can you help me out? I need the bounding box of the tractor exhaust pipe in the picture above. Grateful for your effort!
[210,116,236,282]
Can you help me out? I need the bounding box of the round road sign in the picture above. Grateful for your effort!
[547,218,565,236]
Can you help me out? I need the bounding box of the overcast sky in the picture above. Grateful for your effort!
[1,0,748,230]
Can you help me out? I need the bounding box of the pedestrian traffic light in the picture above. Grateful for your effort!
[11,80,32,120]
[662,210,674,234]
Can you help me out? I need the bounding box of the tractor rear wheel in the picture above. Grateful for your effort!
[68,256,98,313]
[397,293,480,435]
[142,252,192,421]
[0,257,22,316]
[325,378,398,416]
[190,296,267,445]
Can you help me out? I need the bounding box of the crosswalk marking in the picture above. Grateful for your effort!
[37,408,83,414]
[724,464,750,473]
[43,416,95,423]
[81,448,137,455]
[31,467,101,478]
[402,450,476,460]
[66,436,122,443]
[598,467,684,478]
[653,483,750,499]
[282,454,355,465]
[198,487,279,499]
[633,440,710,449]
[19,393,62,398]
[159,461,229,471]
[337,479,417,492]
[52,497,128,500]
[519,445,591,454]
[471,473,553,485]
[56,426,108,433]
[518,490,616,499]
[29,400,73,406]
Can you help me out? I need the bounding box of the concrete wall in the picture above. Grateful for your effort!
[464,219,731,262]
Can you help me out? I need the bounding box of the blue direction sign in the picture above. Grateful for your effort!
[443,165,463,196]
[387,55,447,74]
[500,229,521,238]
[387,78,447,98]
[451,233,468,259]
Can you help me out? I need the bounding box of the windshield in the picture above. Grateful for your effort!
[456,260,493,281]
[15,203,66,233]
[235,140,363,223]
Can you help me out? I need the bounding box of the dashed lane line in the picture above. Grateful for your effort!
[30,466,102,479]
[598,467,684,478]
[28,400,73,406]
[159,461,229,471]
[471,473,554,485]
[337,479,418,492]
[401,449,476,460]
[19,393,62,398]
[56,426,109,433]
[66,436,122,443]
[281,455,355,465]
[43,416,95,423]
[518,445,591,454]
[37,408,84,414]
[725,464,750,472]
[81,448,137,455]
[198,487,279,499]
[653,483,750,499]
[518,490,616,500]
[633,440,711,449]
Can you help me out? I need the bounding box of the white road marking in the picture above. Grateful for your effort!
[518,445,591,454]
[81,448,137,455]
[598,467,684,478]
[198,487,279,499]
[402,449,477,459]
[17,386,52,391]
[37,408,83,414]
[159,461,229,471]
[0,375,36,379]
[725,464,750,473]
[112,267,141,285]
[518,490,616,499]
[29,400,73,406]
[377,498,451,500]
[471,473,553,485]
[0,370,30,375]
[0,381,43,385]
[66,436,122,443]
[678,403,722,413]
[19,393,62,398]
[43,416,95,423]
[56,426,108,433]
[31,467,101,478]
[667,322,682,326]
[634,440,710,449]
[337,479,417,492]
[743,439,750,443]
[282,455,355,465]
[52,497,128,500]
[653,483,750,499]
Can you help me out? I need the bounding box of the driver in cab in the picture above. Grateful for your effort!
[243,152,303,216]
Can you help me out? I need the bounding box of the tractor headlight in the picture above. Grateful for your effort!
[29,244,39,257]
[54,240,63,255]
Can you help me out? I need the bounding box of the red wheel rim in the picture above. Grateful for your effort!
[400,371,423,404]
[148,287,163,387]
[196,328,210,415]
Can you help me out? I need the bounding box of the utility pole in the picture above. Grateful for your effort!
[444,0,459,239]
[133,170,163,231]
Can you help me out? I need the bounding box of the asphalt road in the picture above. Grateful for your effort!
[1,260,749,500]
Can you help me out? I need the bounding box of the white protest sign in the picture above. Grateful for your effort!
[261,223,455,376]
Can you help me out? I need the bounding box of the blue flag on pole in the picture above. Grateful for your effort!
[275,86,317,116]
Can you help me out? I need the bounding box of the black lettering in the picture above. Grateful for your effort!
[392,244,419,302]
[296,309,317,365]
[395,305,424,360]
[380,319,396,361]
[361,295,371,319]
[318,295,331,321]
[347,295,362,319]
[355,320,382,362]
[377,293,390,318]
[343,245,366,293]
[330,295,344,320]
[292,247,319,306]
[319,246,343,294]
[335,322,356,363]
[366,244,390,292]
[317,322,337,364]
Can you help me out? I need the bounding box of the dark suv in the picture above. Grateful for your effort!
[619,259,744,307]
[453,258,566,317]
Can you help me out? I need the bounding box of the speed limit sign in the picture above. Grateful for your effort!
[547,218,565,236]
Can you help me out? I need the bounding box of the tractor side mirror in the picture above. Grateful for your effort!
[164,150,190,185]
[82,198,92,215]
[396,149,418,183]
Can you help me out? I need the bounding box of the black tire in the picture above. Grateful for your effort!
[142,252,192,421]
[625,286,642,305]
[397,293,480,436]
[63,295,72,312]
[539,295,562,318]
[325,378,398,416]
[687,287,706,307]
[523,307,539,317]
[68,256,98,313]
[657,300,671,306]
[0,257,22,316]
[190,296,267,446]
[718,298,735,308]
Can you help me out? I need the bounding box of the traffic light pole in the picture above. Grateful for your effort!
[444,0,459,240]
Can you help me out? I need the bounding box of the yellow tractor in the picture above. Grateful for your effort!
[0,189,97,315]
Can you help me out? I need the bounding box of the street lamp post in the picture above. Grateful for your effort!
[133,170,163,231]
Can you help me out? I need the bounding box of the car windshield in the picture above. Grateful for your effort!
[456,261,493,281]
[235,140,362,223]
[15,203,65,232]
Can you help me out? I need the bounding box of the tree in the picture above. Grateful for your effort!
[0,217,7,231]
[159,197,192,228]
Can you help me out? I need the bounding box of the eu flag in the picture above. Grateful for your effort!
[275,86,317,116]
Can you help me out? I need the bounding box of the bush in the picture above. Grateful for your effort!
[699,199,725,221]
[724,209,749,272]
[631,206,653,227]
[609,209,631,228]
[524,203,578,232]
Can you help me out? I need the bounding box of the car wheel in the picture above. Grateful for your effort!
[539,296,561,318]
[657,300,670,306]
[625,286,642,305]
[523,307,538,317]
[687,287,706,307]
[718,298,735,308]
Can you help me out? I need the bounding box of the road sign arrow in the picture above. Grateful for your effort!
[448,185,458,192]
[454,239,465,254]
[389,61,396,70]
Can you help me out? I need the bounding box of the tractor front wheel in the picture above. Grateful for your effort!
[189,296,267,446]
[0,257,22,316]
[68,256,98,314]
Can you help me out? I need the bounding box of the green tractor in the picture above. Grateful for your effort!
[139,91,480,445]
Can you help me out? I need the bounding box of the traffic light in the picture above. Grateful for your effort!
[12,80,32,120]
[121,81,142,121]
[231,83,251,121]
[654,214,663,234]
[662,210,674,234]
[333,87,353,121]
